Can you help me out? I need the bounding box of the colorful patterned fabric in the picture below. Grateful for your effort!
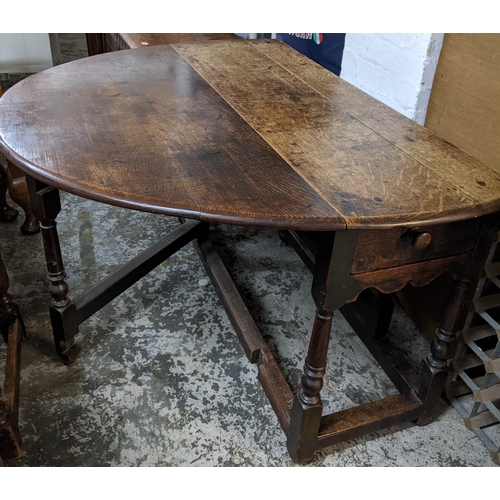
[275,33,346,76]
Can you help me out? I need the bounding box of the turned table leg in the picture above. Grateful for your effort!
[287,230,358,463]
[7,161,40,234]
[287,308,334,463]
[416,215,499,426]
[416,278,471,425]
[26,175,80,364]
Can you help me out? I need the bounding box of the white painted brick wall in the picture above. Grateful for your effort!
[340,33,444,124]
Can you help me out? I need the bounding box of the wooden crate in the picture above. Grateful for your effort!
[446,233,500,465]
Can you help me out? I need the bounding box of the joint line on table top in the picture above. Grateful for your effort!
[171,44,348,230]
[248,42,488,215]
[172,42,493,226]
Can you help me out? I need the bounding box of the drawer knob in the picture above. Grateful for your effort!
[408,230,432,250]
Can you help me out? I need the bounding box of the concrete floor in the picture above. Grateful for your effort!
[0,34,498,467]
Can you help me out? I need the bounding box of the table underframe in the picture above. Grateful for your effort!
[26,175,497,463]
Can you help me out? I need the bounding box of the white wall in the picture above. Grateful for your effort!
[340,33,444,124]
[0,33,59,74]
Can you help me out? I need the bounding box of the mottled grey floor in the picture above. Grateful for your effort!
[0,191,497,467]
[0,34,497,467]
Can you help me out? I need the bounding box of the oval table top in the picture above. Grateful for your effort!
[0,39,499,231]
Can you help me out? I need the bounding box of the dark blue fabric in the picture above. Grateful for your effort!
[275,33,346,76]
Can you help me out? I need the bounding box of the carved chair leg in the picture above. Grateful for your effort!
[0,164,18,223]
[7,161,40,234]
[0,313,24,461]
[287,308,333,463]
[0,252,16,343]
[26,175,80,364]
[0,252,25,461]
[0,396,22,462]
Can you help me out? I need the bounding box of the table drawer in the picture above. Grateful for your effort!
[351,218,481,274]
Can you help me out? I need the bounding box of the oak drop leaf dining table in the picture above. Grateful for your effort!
[0,39,499,463]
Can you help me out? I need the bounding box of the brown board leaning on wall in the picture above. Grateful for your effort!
[425,33,500,173]
[399,33,500,341]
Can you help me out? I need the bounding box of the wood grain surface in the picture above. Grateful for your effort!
[175,40,500,228]
[1,39,499,230]
[246,40,500,214]
[119,33,239,49]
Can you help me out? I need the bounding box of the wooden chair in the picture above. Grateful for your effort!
[0,84,16,223]
[0,82,27,463]
[0,82,40,234]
